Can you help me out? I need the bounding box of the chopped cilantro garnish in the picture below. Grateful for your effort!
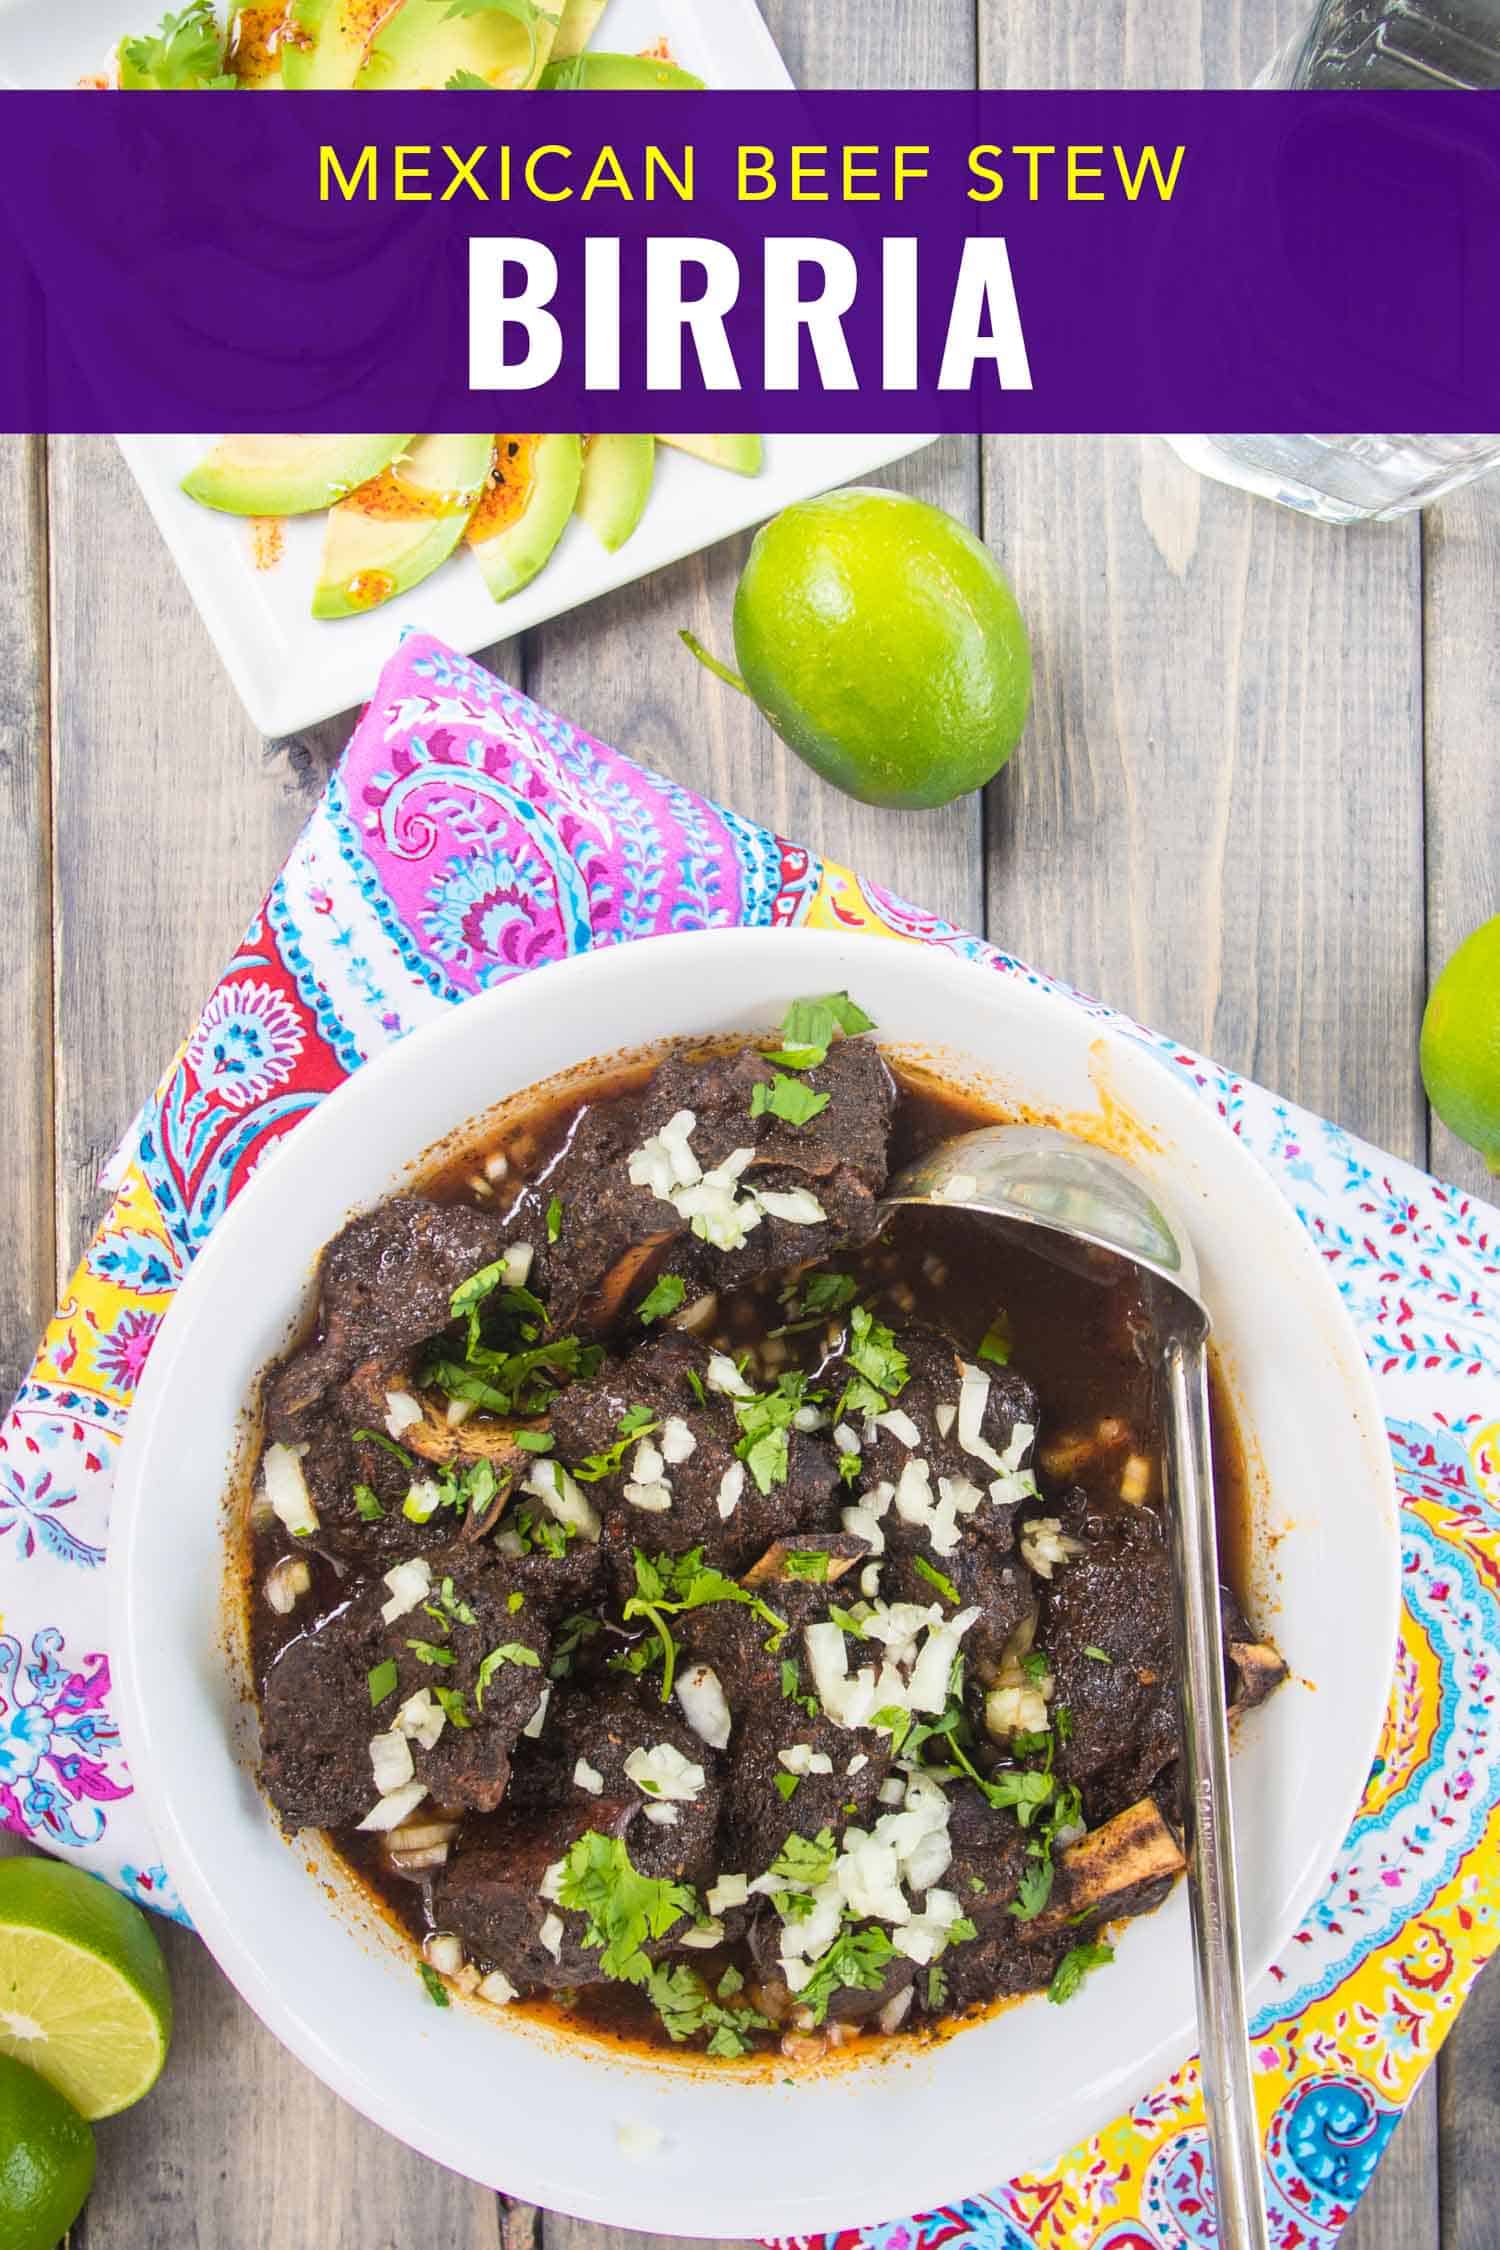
[926,1963,948,2011]
[435,1685,472,1730]
[871,1703,912,1753]
[353,1484,385,1522]
[1083,1645,1113,1663]
[450,1258,509,1327]
[514,1430,554,1455]
[437,1576,477,1625]
[418,1961,450,2007]
[1009,1853,1055,1922]
[549,1611,600,1679]
[620,1404,657,1436]
[686,1367,707,1406]
[405,1638,455,1668]
[779,1658,820,1719]
[770,1829,837,1891]
[717,1964,745,2000]
[1021,1649,1051,1683]
[799,1270,858,1319]
[977,1314,1012,1368]
[733,1371,821,1495]
[445,64,491,86]
[766,991,876,1071]
[557,1832,697,1983]
[797,1921,895,2024]
[1047,1940,1114,2006]
[912,1554,960,1605]
[1011,1728,1052,1757]
[638,1272,686,1324]
[475,1642,540,1706]
[507,1590,525,1613]
[946,1916,978,1946]
[774,1771,801,1801]
[546,1193,564,1244]
[827,1603,868,1638]
[782,1549,830,1582]
[645,1959,770,2052]
[353,1427,416,1470]
[842,1303,910,1409]
[750,1072,833,1127]
[367,1659,398,1707]
[624,1549,786,1702]
[573,1413,660,1483]
[838,1449,862,1487]
[119,0,233,88]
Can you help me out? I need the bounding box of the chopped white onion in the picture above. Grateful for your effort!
[877,1409,923,1450]
[628,1109,702,1199]
[446,1397,476,1428]
[479,1968,518,2006]
[625,1742,706,1802]
[501,1241,534,1287]
[384,1389,423,1439]
[395,1688,446,1752]
[369,1730,415,1796]
[357,1779,428,1832]
[833,1422,861,1456]
[860,1563,882,1598]
[262,1443,318,1538]
[985,1683,1051,1738]
[907,1605,981,1713]
[878,1776,907,1806]
[521,1685,551,1740]
[756,1188,827,1225]
[841,1504,885,1556]
[716,1461,747,1520]
[537,1912,565,1962]
[660,1417,698,1466]
[380,1556,432,1625]
[676,1663,732,1751]
[707,1872,749,1913]
[792,1405,825,1432]
[934,1400,958,1439]
[633,1440,666,1484]
[538,1857,567,1902]
[624,1482,674,1513]
[424,1931,464,1976]
[779,1742,835,1777]
[403,1478,443,1524]
[644,1802,680,1827]
[1020,1516,1083,1580]
[574,1756,604,1795]
[522,1458,601,1543]
[483,1149,510,1183]
[678,1919,725,1949]
[955,1365,1007,1475]
[263,1555,311,1615]
[706,1352,753,1399]
[847,1752,869,1776]
[877,1986,914,2035]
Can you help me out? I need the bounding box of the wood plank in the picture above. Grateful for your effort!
[45,434,502,2250]
[0,435,52,1409]
[1419,488,1500,2250]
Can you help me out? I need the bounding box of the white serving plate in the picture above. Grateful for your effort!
[111,928,1401,2239]
[0,0,930,736]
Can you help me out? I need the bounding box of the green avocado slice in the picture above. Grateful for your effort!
[311,433,492,620]
[279,0,391,87]
[181,434,416,517]
[576,434,656,553]
[355,0,557,87]
[550,0,606,57]
[539,50,703,89]
[468,434,583,602]
[656,434,765,477]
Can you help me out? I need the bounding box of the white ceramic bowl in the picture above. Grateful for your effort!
[111,928,1399,2238]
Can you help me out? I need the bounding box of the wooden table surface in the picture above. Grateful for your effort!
[3,5,1499,2244]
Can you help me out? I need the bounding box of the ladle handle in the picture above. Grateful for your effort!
[1160,1331,1270,2250]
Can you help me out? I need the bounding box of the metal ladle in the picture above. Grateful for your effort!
[883,1124,1269,2250]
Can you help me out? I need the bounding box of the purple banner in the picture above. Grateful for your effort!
[1,89,1497,433]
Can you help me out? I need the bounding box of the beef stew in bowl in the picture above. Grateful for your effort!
[245,995,1284,2061]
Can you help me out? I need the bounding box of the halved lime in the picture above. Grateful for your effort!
[0,2053,95,2250]
[0,1859,172,2120]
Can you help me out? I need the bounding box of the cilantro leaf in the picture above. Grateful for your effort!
[1083,1645,1113,1663]
[1009,1853,1055,1923]
[572,1416,660,1483]
[353,1484,385,1522]
[435,1685,472,1730]
[445,65,492,86]
[119,0,230,88]
[450,1258,509,1326]
[557,1832,696,1983]
[843,1304,910,1407]
[367,1659,398,1707]
[912,1554,960,1605]
[797,1922,895,2024]
[623,1548,786,1701]
[733,1370,820,1496]
[418,1961,450,2007]
[1047,1939,1114,2005]
[774,1771,801,1801]
[406,1638,455,1668]
[638,1272,686,1324]
[546,1192,564,1243]
[977,1314,1012,1367]
[475,1642,541,1706]
[782,1549,830,1583]
[769,1828,837,1891]
[798,1271,858,1319]
[766,991,876,1071]
[750,1073,832,1127]
[644,1959,770,2052]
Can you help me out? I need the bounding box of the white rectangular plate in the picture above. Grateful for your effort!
[0,0,931,736]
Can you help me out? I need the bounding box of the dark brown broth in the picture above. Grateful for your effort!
[249,1049,1253,2058]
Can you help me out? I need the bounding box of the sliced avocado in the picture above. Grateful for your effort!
[540,49,703,89]
[279,0,390,87]
[312,432,492,620]
[550,0,606,58]
[656,434,765,477]
[182,434,415,517]
[576,434,655,553]
[355,0,557,87]
[468,434,583,603]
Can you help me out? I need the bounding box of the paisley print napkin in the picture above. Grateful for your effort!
[1,633,1495,2250]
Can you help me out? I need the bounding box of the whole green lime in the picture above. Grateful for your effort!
[731,487,1032,810]
[1421,914,1500,1172]
[0,2053,95,2250]
[0,1857,173,2120]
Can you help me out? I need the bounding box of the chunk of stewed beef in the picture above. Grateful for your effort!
[268,1197,504,1425]
[540,1038,895,1333]
[434,1679,723,1990]
[1034,1489,1180,1825]
[548,1330,843,1585]
[258,1544,549,1832]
